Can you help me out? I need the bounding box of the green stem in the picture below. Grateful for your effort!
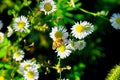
[28,6,33,14]
[59,71,62,80]
[80,8,96,16]
[80,8,109,21]
[49,58,62,79]
[58,58,61,65]
[58,58,61,80]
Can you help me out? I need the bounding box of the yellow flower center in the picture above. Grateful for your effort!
[80,42,84,46]
[84,24,90,30]
[15,52,21,57]
[27,71,34,78]
[0,76,4,80]
[18,21,25,29]
[0,36,2,41]
[24,64,31,70]
[75,24,84,32]
[55,31,63,38]
[44,3,52,12]
[58,45,66,52]
[116,17,120,24]
[70,41,74,47]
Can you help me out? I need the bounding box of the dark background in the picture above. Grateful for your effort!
[80,0,120,80]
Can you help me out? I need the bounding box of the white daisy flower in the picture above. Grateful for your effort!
[19,60,40,74]
[24,68,39,80]
[67,39,76,50]
[68,39,86,50]
[0,32,4,43]
[71,21,94,39]
[110,13,120,29]
[7,26,13,37]
[50,26,68,41]
[13,16,30,32]
[0,20,3,30]
[13,49,25,61]
[74,40,86,50]
[56,44,71,59]
[40,0,56,15]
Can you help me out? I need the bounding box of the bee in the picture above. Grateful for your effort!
[52,38,64,50]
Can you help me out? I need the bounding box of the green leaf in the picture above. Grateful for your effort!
[0,62,12,69]
[74,14,84,20]
[0,37,10,58]
[79,63,86,69]
[7,9,16,16]
[4,62,11,69]
[23,0,31,6]
[75,75,80,80]
[0,48,8,58]
[0,62,4,68]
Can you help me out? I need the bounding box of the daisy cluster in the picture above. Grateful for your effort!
[11,15,40,80]
[0,0,57,44]
[0,0,120,79]
[0,15,29,44]
[19,60,40,80]
[0,0,57,79]
[49,21,94,59]
[12,49,40,80]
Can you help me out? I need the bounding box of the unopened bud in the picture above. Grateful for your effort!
[66,66,71,70]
